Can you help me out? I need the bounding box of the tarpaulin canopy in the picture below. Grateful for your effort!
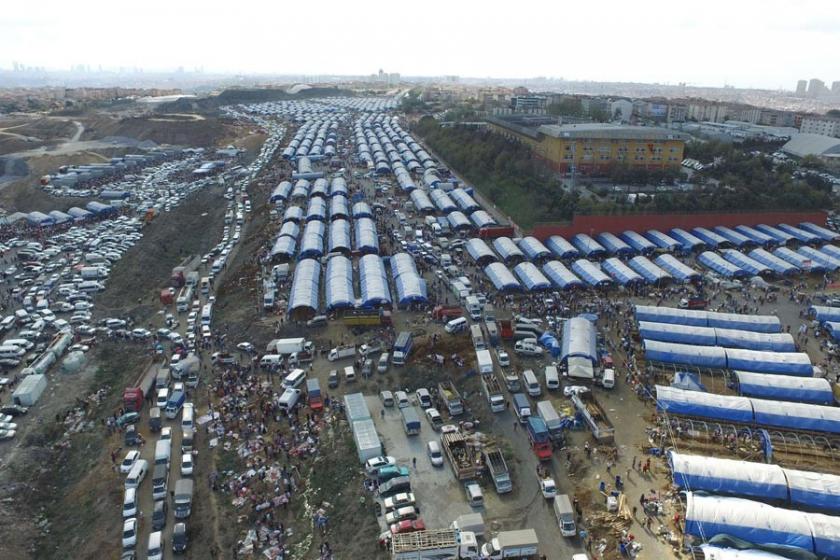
[821,244,840,260]
[639,321,718,346]
[409,189,434,213]
[571,259,612,287]
[390,252,427,306]
[800,222,840,242]
[447,211,472,231]
[714,329,796,352]
[671,228,706,251]
[786,469,840,513]
[329,196,349,220]
[328,219,351,254]
[698,251,748,278]
[354,218,379,255]
[635,305,709,327]
[546,235,580,259]
[654,254,702,282]
[278,221,300,240]
[748,248,800,275]
[566,355,594,380]
[778,223,820,244]
[756,224,794,245]
[602,257,645,286]
[430,189,457,213]
[640,322,793,351]
[352,201,373,219]
[560,317,597,364]
[736,225,776,247]
[470,210,496,228]
[325,256,355,310]
[656,385,753,422]
[306,197,327,222]
[299,220,326,260]
[715,226,753,248]
[283,205,304,223]
[493,237,525,263]
[288,259,321,316]
[645,340,728,369]
[270,181,292,202]
[706,311,781,333]
[483,262,522,292]
[596,232,635,256]
[693,227,731,249]
[824,321,840,341]
[270,236,296,260]
[621,230,656,254]
[329,176,348,197]
[628,256,673,284]
[517,236,551,261]
[720,249,771,276]
[798,246,840,271]
[310,178,328,198]
[542,260,584,290]
[751,398,840,433]
[571,234,606,258]
[358,254,391,307]
[808,306,840,323]
[669,451,788,502]
[724,348,813,376]
[696,546,796,560]
[513,262,551,291]
[449,188,480,212]
[466,238,497,264]
[735,371,833,404]
[646,229,681,251]
[774,246,825,273]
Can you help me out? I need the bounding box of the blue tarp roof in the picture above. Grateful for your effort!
[470,210,496,228]
[824,321,840,341]
[639,321,718,346]
[283,206,304,223]
[410,189,434,212]
[798,246,840,271]
[492,237,525,263]
[735,225,775,246]
[601,257,645,285]
[354,218,379,255]
[645,340,728,369]
[358,254,391,307]
[542,260,584,290]
[560,317,597,364]
[720,249,771,276]
[352,201,373,219]
[735,371,833,404]
[756,224,794,244]
[778,223,819,244]
[517,236,551,261]
[714,226,752,248]
[654,254,701,282]
[570,234,606,258]
[328,219,351,254]
[671,228,706,251]
[774,246,824,272]
[800,222,840,241]
[571,259,612,287]
[329,177,348,197]
[636,305,781,332]
[657,385,751,421]
[306,197,327,222]
[693,227,730,248]
[299,221,325,260]
[325,256,355,310]
[449,188,480,212]
[270,236,296,259]
[512,262,551,291]
[639,321,794,351]
[279,221,300,240]
[726,348,812,375]
[646,229,681,251]
[628,256,672,284]
[466,238,497,264]
[698,251,749,278]
[809,306,840,323]
[821,244,840,260]
[329,196,349,220]
[270,181,292,202]
[748,248,800,275]
[545,235,580,259]
[670,452,789,502]
[620,230,656,254]
[484,262,522,292]
[288,259,321,315]
[596,232,634,256]
[430,189,456,213]
[447,211,471,231]
[391,253,427,306]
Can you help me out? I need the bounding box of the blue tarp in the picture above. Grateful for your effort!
[640,321,718,345]
[640,321,793,351]
[449,188,480,212]
[571,259,612,287]
[571,234,606,258]
[354,218,379,255]
[352,201,373,219]
[735,371,833,404]
[492,237,525,263]
[756,224,795,244]
[752,398,840,433]
[409,189,434,213]
[800,222,840,242]
[542,261,584,290]
[654,254,702,282]
[628,256,672,284]
[430,189,457,213]
[774,246,824,272]
[447,211,471,231]
[720,249,771,276]
[646,229,681,251]
[824,321,840,341]
[325,256,355,310]
[560,317,597,364]
[698,251,748,278]
[820,244,840,260]
[778,223,820,244]
[306,197,327,222]
[601,257,645,286]
[715,226,753,248]
[517,236,551,261]
[466,238,497,264]
[670,452,789,502]
[513,262,551,291]
[358,254,391,307]
[328,220,351,254]
[693,227,730,248]
[596,232,635,256]
[671,228,706,251]
[288,259,321,315]
[470,210,496,228]
[545,236,580,259]
[645,340,728,369]
[299,221,325,260]
[270,181,292,202]
[621,231,656,254]
[484,262,522,292]
[538,332,561,358]
[656,385,752,421]
[329,196,349,220]
[736,225,776,247]
[671,371,708,392]
[809,306,840,323]
[748,248,800,275]
[798,246,840,271]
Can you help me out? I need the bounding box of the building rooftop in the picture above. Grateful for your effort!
[782,133,840,158]
[537,123,689,141]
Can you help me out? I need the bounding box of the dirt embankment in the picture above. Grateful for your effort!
[81,113,236,148]
[0,117,78,156]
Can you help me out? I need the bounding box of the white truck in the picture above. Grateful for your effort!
[476,349,493,374]
[481,374,506,413]
[390,529,480,560]
[328,345,357,362]
[267,338,312,355]
[481,529,539,559]
[80,266,107,280]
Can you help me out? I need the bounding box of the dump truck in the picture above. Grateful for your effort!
[123,363,159,413]
[526,416,552,461]
[483,449,512,494]
[481,374,506,413]
[480,529,539,559]
[390,528,480,560]
[441,431,483,480]
[437,380,464,416]
[571,391,615,443]
[343,309,392,326]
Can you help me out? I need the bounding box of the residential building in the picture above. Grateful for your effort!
[667,104,688,123]
[486,117,688,173]
[800,117,840,138]
[687,102,728,123]
[796,80,808,96]
[510,95,547,113]
[610,99,633,122]
[808,78,828,97]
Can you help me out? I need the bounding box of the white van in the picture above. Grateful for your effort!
[344,365,356,383]
[444,317,468,334]
[544,365,560,390]
[154,439,171,467]
[260,354,283,368]
[600,368,615,389]
[377,353,390,373]
[125,459,148,489]
[277,388,301,411]
[122,487,138,518]
[465,482,484,507]
[522,369,541,397]
[0,345,25,359]
[282,368,306,389]
[148,531,164,560]
[181,403,194,431]
[77,280,104,293]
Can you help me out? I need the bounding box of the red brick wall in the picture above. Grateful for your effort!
[530,211,829,240]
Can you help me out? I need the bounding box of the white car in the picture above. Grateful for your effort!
[427,441,444,467]
[495,348,511,367]
[160,427,172,441]
[394,391,410,408]
[237,342,255,353]
[0,429,16,440]
[181,453,194,476]
[120,450,141,474]
[131,328,151,339]
[364,455,396,475]
[0,422,17,431]
[122,518,138,549]
[540,477,557,499]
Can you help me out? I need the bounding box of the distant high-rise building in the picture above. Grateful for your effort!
[833,81,840,94]
[796,80,807,95]
[808,78,827,97]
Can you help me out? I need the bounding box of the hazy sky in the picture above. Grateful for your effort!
[2,0,839,89]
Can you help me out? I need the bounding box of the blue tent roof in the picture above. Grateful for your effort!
[270,236,296,259]
[601,257,645,286]
[299,221,325,260]
[756,224,794,244]
[571,234,606,258]
[283,205,304,223]
[644,340,728,369]
[720,249,771,276]
[354,218,379,255]
[809,306,840,323]
[391,253,427,306]
[329,177,348,197]
[329,196,349,220]
[697,251,749,278]
[654,254,701,282]
[430,189,457,213]
[628,256,672,284]
[714,226,752,248]
[288,259,321,315]
[517,236,551,261]
[774,246,824,272]
[542,260,584,290]
[693,227,730,248]
[646,229,681,251]
[671,228,706,251]
[656,385,750,421]
[620,231,656,254]
[639,321,718,346]
[409,189,434,212]
[596,232,635,256]
[820,244,840,260]
[466,238,497,264]
[358,254,392,307]
[447,211,472,231]
[725,348,813,376]
[545,236,580,259]
[560,317,597,364]
[571,259,612,287]
[512,262,551,291]
[798,246,840,271]
[778,223,819,244]
[449,188,480,212]
[328,219,351,254]
[306,197,327,222]
[352,201,373,219]
[824,321,840,341]
[735,371,833,404]
[800,222,840,241]
[470,210,496,228]
[748,248,800,275]
[735,225,776,246]
[270,181,292,202]
[492,237,525,263]
[670,452,788,502]
[325,256,355,310]
[483,262,522,292]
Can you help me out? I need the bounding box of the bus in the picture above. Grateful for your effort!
[176,286,193,312]
[201,303,213,326]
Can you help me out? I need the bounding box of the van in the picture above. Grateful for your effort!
[152,463,169,501]
[465,481,484,507]
[545,365,560,390]
[344,365,356,383]
[147,530,164,560]
[123,487,138,518]
[0,346,25,359]
[282,368,306,389]
[149,406,162,432]
[181,403,194,431]
[277,388,301,412]
[77,280,104,293]
[181,428,195,453]
[553,494,577,537]
[260,354,283,368]
[377,353,389,373]
[522,369,541,397]
[444,317,468,334]
[379,476,411,497]
[379,391,395,407]
[154,439,171,467]
[125,459,148,489]
[600,368,615,389]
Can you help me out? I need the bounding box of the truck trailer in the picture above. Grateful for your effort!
[481,529,539,559]
[571,391,615,443]
[441,431,483,480]
[390,528,480,560]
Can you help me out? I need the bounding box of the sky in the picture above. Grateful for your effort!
[2,0,839,90]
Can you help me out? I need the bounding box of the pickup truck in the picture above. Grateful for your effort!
[483,449,512,494]
[431,306,463,322]
[679,297,708,310]
[328,345,356,361]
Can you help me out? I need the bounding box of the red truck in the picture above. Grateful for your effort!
[160,289,174,305]
[306,378,323,411]
[478,226,515,239]
[498,320,514,340]
[679,297,708,310]
[526,417,553,461]
[123,364,159,413]
[432,306,463,322]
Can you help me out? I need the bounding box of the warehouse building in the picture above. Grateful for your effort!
[781,134,840,160]
[486,117,688,173]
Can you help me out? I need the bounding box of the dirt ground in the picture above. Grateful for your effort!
[0,116,78,156]
[80,113,237,148]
